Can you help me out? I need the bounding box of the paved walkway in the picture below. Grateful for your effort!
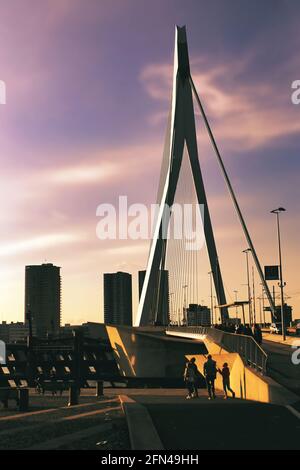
[0,392,129,450]
[263,332,299,346]
[1,388,300,450]
[116,389,300,450]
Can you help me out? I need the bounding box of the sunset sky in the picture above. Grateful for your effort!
[0,0,299,325]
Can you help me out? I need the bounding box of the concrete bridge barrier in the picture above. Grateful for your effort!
[186,350,298,405]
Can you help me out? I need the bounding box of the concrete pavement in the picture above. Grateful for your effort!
[117,388,300,450]
[0,392,128,450]
[263,332,299,346]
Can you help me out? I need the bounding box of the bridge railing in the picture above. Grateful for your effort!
[166,326,268,375]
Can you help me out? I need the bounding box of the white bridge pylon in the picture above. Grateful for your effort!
[135,25,276,327]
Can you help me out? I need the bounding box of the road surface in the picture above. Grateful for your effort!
[124,389,300,450]
[262,339,300,395]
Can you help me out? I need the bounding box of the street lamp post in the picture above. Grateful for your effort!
[213,296,219,324]
[208,271,214,326]
[271,207,287,341]
[183,284,188,325]
[260,283,266,325]
[234,289,238,317]
[257,296,262,324]
[169,292,175,325]
[243,248,252,325]
[252,266,256,324]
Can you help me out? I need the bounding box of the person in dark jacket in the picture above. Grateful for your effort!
[244,324,253,336]
[253,324,263,344]
[183,358,200,399]
[203,354,217,399]
[189,357,200,397]
[218,362,235,399]
[35,372,45,395]
[236,324,245,335]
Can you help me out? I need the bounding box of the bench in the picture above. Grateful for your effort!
[0,380,29,411]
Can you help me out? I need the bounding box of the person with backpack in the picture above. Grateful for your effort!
[183,358,200,399]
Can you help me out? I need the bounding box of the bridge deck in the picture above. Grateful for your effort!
[119,388,300,450]
[263,339,300,395]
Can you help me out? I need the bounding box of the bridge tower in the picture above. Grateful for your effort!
[136,26,276,327]
[136,26,228,326]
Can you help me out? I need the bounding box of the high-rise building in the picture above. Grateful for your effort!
[138,270,169,325]
[24,263,61,338]
[103,272,132,326]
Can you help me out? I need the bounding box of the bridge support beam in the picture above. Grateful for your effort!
[136,26,228,326]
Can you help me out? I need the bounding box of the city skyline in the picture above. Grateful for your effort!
[0,0,299,325]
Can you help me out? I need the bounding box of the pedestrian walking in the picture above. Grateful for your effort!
[218,362,235,399]
[203,354,217,400]
[183,358,199,399]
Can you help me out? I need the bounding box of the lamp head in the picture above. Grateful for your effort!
[271,207,286,214]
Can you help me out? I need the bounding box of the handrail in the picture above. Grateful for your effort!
[166,326,268,375]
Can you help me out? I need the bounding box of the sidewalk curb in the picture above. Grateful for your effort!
[119,395,164,450]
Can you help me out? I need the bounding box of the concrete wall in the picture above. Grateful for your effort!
[106,325,206,378]
[187,351,298,405]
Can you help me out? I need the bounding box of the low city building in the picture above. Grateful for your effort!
[0,321,36,343]
[186,304,211,326]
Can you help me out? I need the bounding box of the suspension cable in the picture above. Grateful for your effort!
[189,76,276,320]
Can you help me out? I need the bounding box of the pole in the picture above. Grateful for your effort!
[273,285,276,315]
[213,296,218,324]
[258,296,262,324]
[234,290,238,320]
[275,212,286,341]
[261,284,266,325]
[69,330,82,406]
[241,304,246,326]
[190,77,276,320]
[244,249,252,325]
[183,285,188,325]
[170,293,174,325]
[18,388,29,412]
[208,272,213,326]
[252,266,256,324]
[26,309,34,387]
[96,380,104,398]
